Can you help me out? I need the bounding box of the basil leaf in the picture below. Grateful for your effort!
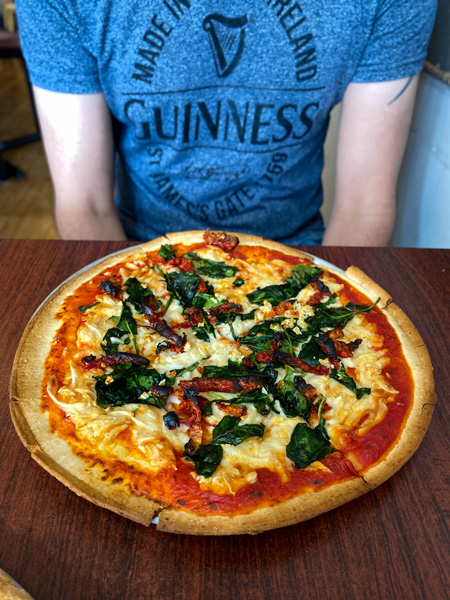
[330,363,371,399]
[165,271,200,307]
[286,423,331,469]
[158,244,176,261]
[183,252,238,279]
[124,277,155,312]
[232,277,245,287]
[77,302,100,313]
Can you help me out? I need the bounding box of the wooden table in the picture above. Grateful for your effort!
[1,240,449,600]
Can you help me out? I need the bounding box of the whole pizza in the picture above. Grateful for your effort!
[10,231,435,535]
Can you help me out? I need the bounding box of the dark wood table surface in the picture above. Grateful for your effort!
[1,240,449,600]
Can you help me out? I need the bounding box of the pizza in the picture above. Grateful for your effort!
[10,231,435,535]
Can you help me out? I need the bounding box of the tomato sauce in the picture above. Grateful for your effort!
[41,245,414,517]
[330,273,414,472]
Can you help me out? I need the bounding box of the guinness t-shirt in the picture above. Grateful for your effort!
[17,0,436,244]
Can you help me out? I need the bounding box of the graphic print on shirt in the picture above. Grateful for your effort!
[121,1,326,234]
[203,14,248,78]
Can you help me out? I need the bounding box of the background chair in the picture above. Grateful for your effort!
[0,28,41,183]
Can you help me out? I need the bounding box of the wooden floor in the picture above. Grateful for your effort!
[0,58,58,239]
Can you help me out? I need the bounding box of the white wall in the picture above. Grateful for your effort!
[392,72,450,248]
[321,73,450,248]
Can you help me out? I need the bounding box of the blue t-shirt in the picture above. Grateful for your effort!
[16,0,436,243]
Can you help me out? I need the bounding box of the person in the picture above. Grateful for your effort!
[16,0,436,246]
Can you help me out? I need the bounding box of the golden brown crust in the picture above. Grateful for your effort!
[10,397,160,526]
[0,569,34,600]
[10,231,435,535]
[139,230,314,262]
[156,476,369,535]
[342,266,435,487]
[344,266,392,307]
[359,301,435,487]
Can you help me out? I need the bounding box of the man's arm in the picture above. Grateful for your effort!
[322,75,419,246]
[33,87,127,240]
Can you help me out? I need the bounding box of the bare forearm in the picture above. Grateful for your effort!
[56,204,127,241]
[322,202,395,246]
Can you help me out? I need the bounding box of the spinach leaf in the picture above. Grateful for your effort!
[246,264,323,308]
[158,244,176,261]
[317,396,330,441]
[183,252,238,279]
[165,271,201,307]
[306,298,379,333]
[233,277,245,287]
[192,326,210,342]
[289,264,323,288]
[201,401,214,416]
[226,389,276,415]
[286,423,331,469]
[77,301,100,313]
[186,416,265,478]
[185,444,223,478]
[239,317,305,356]
[124,277,156,312]
[330,363,371,399]
[116,302,139,353]
[238,317,285,349]
[191,292,222,310]
[193,311,215,342]
[297,338,328,367]
[202,360,253,380]
[164,361,200,386]
[275,371,311,421]
[211,415,265,445]
[216,308,256,325]
[246,282,298,307]
[95,362,162,408]
[101,327,131,354]
[117,303,137,335]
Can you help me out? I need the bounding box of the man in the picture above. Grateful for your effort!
[16,0,436,245]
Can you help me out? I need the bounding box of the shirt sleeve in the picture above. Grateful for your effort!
[352,0,437,82]
[15,0,101,93]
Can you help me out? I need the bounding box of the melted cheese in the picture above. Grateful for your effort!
[48,245,403,497]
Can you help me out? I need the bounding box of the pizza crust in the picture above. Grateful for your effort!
[0,570,33,600]
[140,230,314,262]
[9,231,435,535]
[358,301,435,487]
[10,395,161,526]
[156,475,369,535]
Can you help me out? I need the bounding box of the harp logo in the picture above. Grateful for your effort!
[203,13,248,78]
